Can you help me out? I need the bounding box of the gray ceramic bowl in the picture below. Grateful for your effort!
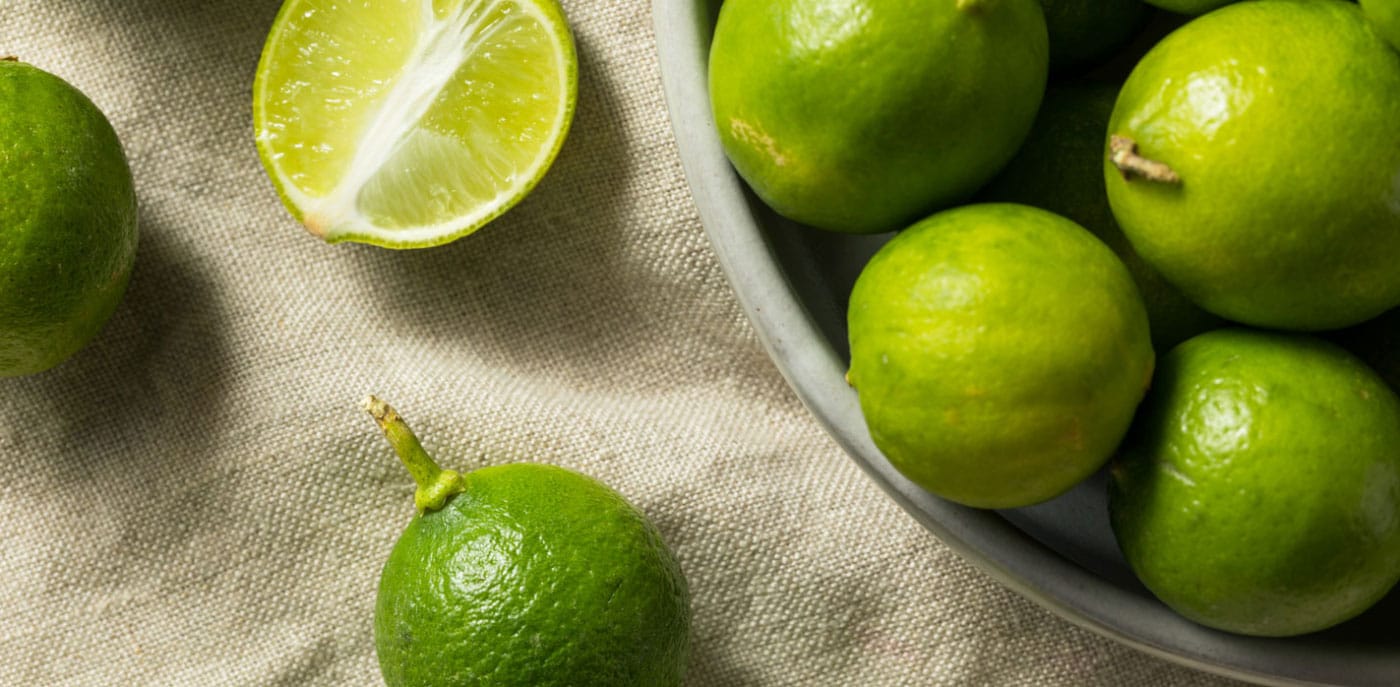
[652,2,1400,685]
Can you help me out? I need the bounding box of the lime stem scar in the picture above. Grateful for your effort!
[364,395,466,514]
[1110,135,1181,184]
[1,56,18,62]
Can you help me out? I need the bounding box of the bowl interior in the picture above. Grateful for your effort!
[654,1,1400,685]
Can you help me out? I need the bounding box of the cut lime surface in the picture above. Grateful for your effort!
[253,0,578,248]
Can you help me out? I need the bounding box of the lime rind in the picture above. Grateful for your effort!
[253,0,578,249]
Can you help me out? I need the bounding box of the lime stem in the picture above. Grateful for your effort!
[1110,135,1181,184]
[364,395,465,514]
[1,56,18,62]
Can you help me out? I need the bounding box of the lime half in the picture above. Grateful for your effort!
[254,0,578,248]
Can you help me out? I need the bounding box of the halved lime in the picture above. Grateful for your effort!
[253,0,578,248]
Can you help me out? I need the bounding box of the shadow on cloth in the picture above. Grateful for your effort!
[8,203,234,470]
[340,32,647,374]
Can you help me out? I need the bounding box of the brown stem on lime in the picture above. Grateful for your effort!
[1,56,18,62]
[364,395,465,514]
[1110,135,1181,184]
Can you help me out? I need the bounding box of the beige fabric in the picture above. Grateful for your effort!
[0,1,1242,685]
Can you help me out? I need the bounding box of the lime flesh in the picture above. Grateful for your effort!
[254,0,578,248]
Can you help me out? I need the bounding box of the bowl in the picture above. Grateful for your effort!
[651,1,1400,684]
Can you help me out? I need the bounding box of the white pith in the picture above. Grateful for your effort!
[266,0,572,245]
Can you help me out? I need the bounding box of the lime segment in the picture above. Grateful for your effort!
[254,0,577,248]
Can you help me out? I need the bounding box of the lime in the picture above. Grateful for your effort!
[1105,0,1400,330]
[253,0,578,248]
[364,398,690,687]
[708,0,1048,234]
[1109,329,1400,636]
[977,82,1218,351]
[0,59,137,377]
[847,204,1154,508]
[1039,0,1152,75]
[1362,0,1400,52]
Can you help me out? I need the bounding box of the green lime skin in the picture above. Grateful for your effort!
[1039,0,1152,75]
[1142,0,1234,14]
[0,60,137,376]
[1105,0,1400,331]
[1110,329,1400,637]
[1362,0,1400,53]
[375,463,691,687]
[977,82,1218,351]
[709,0,1048,234]
[847,204,1154,508]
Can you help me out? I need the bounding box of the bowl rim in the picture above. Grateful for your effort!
[650,1,1398,685]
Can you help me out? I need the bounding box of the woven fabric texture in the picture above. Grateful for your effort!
[0,1,1242,685]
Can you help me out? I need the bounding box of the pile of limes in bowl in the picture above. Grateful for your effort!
[710,0,1400,638]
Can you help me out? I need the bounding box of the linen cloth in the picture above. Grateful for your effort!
[0,1,1244,684]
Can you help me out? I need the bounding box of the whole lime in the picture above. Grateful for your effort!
[1039,0,1152,74]
[1110,329,1400,637]
[709,0,1048,234]
[1362,0,1400,52]
[0,59,137,376]
[1105,0,1400,331]
[847,204,1154,508]
[977,82,1218,351]
[365,398,690,687]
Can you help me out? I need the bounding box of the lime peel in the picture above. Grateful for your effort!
[0,60,138,376]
